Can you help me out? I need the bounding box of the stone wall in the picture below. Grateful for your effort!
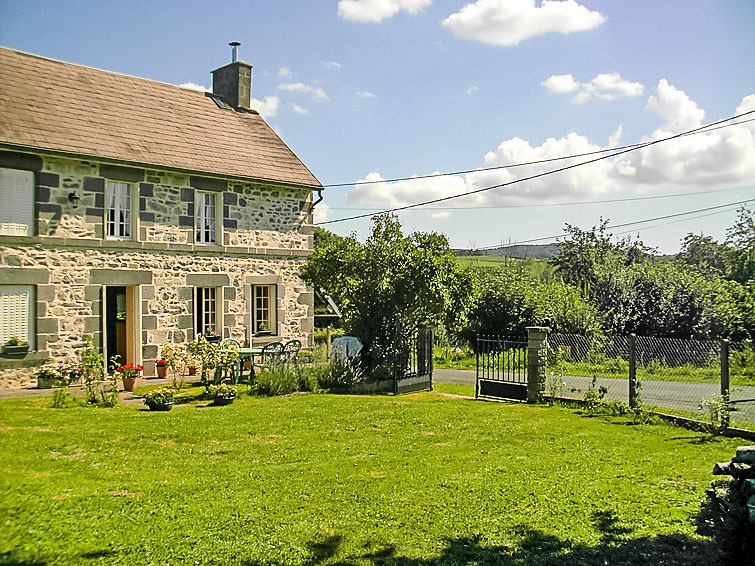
[0,150,315,388]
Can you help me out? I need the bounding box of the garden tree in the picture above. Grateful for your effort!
[676,233,733,275]
[301,214,476,367]
[725,206,755,284]
[313,226,346,250]
[551,220,653,293]
[551,222,751,339]
[461,265,603,343]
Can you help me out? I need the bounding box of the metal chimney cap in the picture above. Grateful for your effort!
[229,42,241,62]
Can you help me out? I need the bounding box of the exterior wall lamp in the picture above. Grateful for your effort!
[68,191,80,208]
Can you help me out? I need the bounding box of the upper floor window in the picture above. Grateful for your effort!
[105,181,132,239]
[0,285,35,349]
[195,191,216,245]
[0,168,34,236]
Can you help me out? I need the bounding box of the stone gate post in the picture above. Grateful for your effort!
[526,326,550,404]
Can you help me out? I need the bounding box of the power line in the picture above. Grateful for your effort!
[319,116,755,190]
[324,185,755,211]
[470,198,754,250]
[316,110,755,226]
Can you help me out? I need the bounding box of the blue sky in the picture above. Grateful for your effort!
[1,0,754,253]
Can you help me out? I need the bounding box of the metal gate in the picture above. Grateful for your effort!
[475,335,528,400]
[393,326,434,395]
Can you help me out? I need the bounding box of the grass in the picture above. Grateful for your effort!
[0,390,741,565]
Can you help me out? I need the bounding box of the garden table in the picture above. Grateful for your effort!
[234,347,264,384]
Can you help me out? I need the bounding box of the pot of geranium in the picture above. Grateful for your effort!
[143,387,175,411]
[156,358,169,379]
[208,383,237,406]
[3,336,30,357]
[116,362,143,392]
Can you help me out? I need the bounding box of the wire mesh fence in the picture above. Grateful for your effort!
[546,333,755,430]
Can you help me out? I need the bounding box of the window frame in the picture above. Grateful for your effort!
[105,180,134,240]
[0,285,36,349]
[252,284,277,335]
[195,191,218,245]
[0,167,35,237]
[195,286,220,337]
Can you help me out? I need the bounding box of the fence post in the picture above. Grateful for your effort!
[475,335,480,399]
[326,326,332,357]
[628,334,638,409]
[721,339,730,428]
[526,326,550,404]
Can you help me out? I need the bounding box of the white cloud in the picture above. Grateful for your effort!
[646,78,704,133]
[338,0,433,23]
[278,82,328,101]
[178,82,210,92]
[251,95,279,119]
[443,0,606,47]
[291,103,310,115]
[543,72,644,103]
[314,202,332,223]
[541,73,579,94]
[358,90,377,99]
[321,60,342,69]
[344,85,755,212]
[278,66,292,77]
[466,85,480,94]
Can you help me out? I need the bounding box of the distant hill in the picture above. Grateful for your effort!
[455,243,559,260]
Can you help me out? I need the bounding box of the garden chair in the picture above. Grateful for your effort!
[282,339,302,370]
[254,342,284,375]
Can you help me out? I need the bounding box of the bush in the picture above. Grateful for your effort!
[254,369,299,397]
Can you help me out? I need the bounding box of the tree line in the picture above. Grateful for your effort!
[303,208,755,356]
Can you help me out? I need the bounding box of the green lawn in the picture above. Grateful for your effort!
[0,391,740,565]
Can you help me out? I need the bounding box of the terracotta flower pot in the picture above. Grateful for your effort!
[156,365,168,378]
[122,376,137,392]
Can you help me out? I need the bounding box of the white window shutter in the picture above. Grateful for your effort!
[0,168,34,236]
[0,285,34,347]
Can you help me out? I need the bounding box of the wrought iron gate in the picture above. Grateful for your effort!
[475,335,528,400]
[393,326,434,395]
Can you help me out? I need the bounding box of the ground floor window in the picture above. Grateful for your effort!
[252,284,276,334]
[0,285,35,348]
[195,287,219,337]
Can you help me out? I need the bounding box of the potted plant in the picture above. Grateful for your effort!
[114,362,143,392]
[155,358,169,379]
[203,327,221,344]
[143,387,175,411]
[35,362,65,389]
[3,336,30,356]
[208,383,237,406]
[255,322,272,337]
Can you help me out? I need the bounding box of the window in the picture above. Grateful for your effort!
[195,287,218,336]
[195,192,216,244]
[252,285,276,334]
[0,168,34,236]
[0,285,35,348]
[105,181,132,239]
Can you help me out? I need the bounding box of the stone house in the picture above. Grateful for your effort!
[0,46,320,387]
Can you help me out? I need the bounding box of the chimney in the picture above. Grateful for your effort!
[211,42,252,110]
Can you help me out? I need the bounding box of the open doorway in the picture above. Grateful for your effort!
[103,286,140,369]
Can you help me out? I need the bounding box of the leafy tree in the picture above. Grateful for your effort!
[676,233,732,275]
[461,265,602,343]
[301,214,476,370]
[725,206,755,284]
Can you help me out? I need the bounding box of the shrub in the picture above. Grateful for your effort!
[254,369,299,397]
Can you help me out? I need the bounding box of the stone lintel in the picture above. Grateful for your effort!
[0,268,49,284]
[89,269,152,286]
[100,164,144,183]
[186,273,230,287]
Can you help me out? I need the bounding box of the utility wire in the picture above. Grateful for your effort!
[316,110,755,226]
[471,198,754,250]
[318,117,755,190]
[325,185,755,211]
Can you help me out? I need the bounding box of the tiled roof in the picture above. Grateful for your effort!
[0,47,320,187]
